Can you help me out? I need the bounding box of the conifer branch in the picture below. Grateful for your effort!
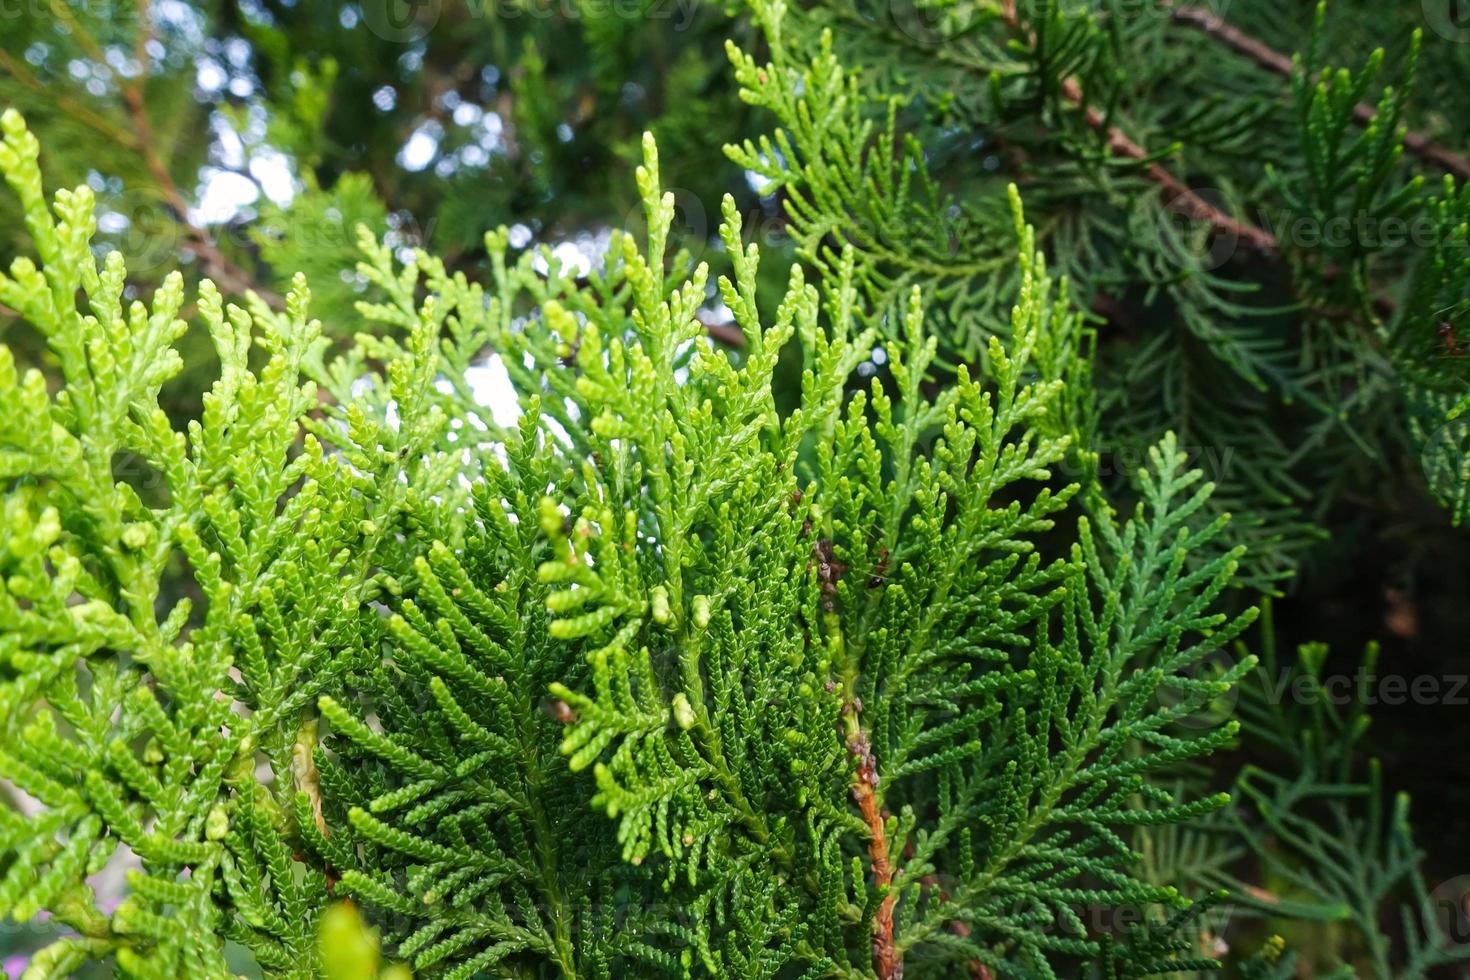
[6,0,284,306]
[5,0,1462,959]
[998,0,1279,253]
[909,844,990,979]
[0,49,138,150]
[119,0,283,307]
[1164,2,1470,179]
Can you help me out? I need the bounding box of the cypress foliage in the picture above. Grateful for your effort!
[1,3,1467,976]
[0,111,1273,977]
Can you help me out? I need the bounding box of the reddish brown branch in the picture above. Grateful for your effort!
[845,701,901,979]
[1073,77,1279,252]
[0,3,279,306]
[998,0,1279,253]
[697,313,748,348]
[119,88,268,300]
[1165,2,1294,76]
[1165,2,1470,180]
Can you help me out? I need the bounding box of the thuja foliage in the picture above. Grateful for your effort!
[0,102,1295,977]
[0,0,751,289]
[0,105,464,976]
[1219,632,1469,980]
[1132,602,1470,978]
[722,0,1470,587]
[0,0,757,440]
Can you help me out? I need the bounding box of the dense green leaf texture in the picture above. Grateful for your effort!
[2,109,1260,978]
[0,104,463,977]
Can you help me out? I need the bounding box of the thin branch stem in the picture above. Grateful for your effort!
[998,0,1279,253]
[842,695,900,979]
[0,49,140,149]
[119,0,283,306]
[4,0,284,306]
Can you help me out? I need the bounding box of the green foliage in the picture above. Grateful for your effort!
[1,3,1466,975]
[1124,600,1470,979]
[0,106,457,977]
[0,0,748,265]
[1215,608,1470,979]
[724,0,1470,587]
[0,109,1274,977]
[317,902,411,980]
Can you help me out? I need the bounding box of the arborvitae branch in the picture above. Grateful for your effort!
[841,696,899,978]
[4,7,1460,962]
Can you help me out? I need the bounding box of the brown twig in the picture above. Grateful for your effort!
[0,49,140,149]
[697,313,747,348]
[7,0,285,307]
[291,715,338,892]
[843,698,901,979]
[997,0,1279,253]
[0,33,277,307]
[119,81,268,302]
[1165,2,1470,180]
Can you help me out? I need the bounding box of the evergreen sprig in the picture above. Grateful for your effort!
[282,133,1259,977]
[724,0,1470,587]
[1214,608,1470,979]
[0,107,455,977]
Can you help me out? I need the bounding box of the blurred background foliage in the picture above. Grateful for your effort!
[1,0,1468,976]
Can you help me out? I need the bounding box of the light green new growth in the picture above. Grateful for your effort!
[0,105,456,977]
